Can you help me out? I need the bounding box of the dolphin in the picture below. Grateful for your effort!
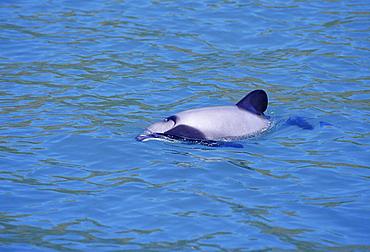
[136,89,271,142]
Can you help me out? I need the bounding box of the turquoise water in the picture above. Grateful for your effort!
[1,0,369,251]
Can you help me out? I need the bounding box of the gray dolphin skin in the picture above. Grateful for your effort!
[136,90,271,142]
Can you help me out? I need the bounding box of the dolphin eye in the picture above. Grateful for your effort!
[164,115,177,123]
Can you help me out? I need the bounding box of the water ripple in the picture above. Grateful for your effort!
[1,0,370,250]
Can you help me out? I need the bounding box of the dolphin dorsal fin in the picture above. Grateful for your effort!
[236,90,268,116]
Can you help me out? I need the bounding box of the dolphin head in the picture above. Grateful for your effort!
[135,115,177,141]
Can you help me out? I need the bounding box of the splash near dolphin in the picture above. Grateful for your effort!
[136,90,272,144]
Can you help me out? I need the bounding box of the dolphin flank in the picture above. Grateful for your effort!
[136,90,271,142]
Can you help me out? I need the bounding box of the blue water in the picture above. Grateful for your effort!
[1,0,369,251]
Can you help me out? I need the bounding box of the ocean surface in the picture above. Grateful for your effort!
[1,0,369,251]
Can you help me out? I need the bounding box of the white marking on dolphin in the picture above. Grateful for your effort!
[136,89,271,142]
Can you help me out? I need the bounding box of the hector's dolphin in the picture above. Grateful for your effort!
[136,90,271,143]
